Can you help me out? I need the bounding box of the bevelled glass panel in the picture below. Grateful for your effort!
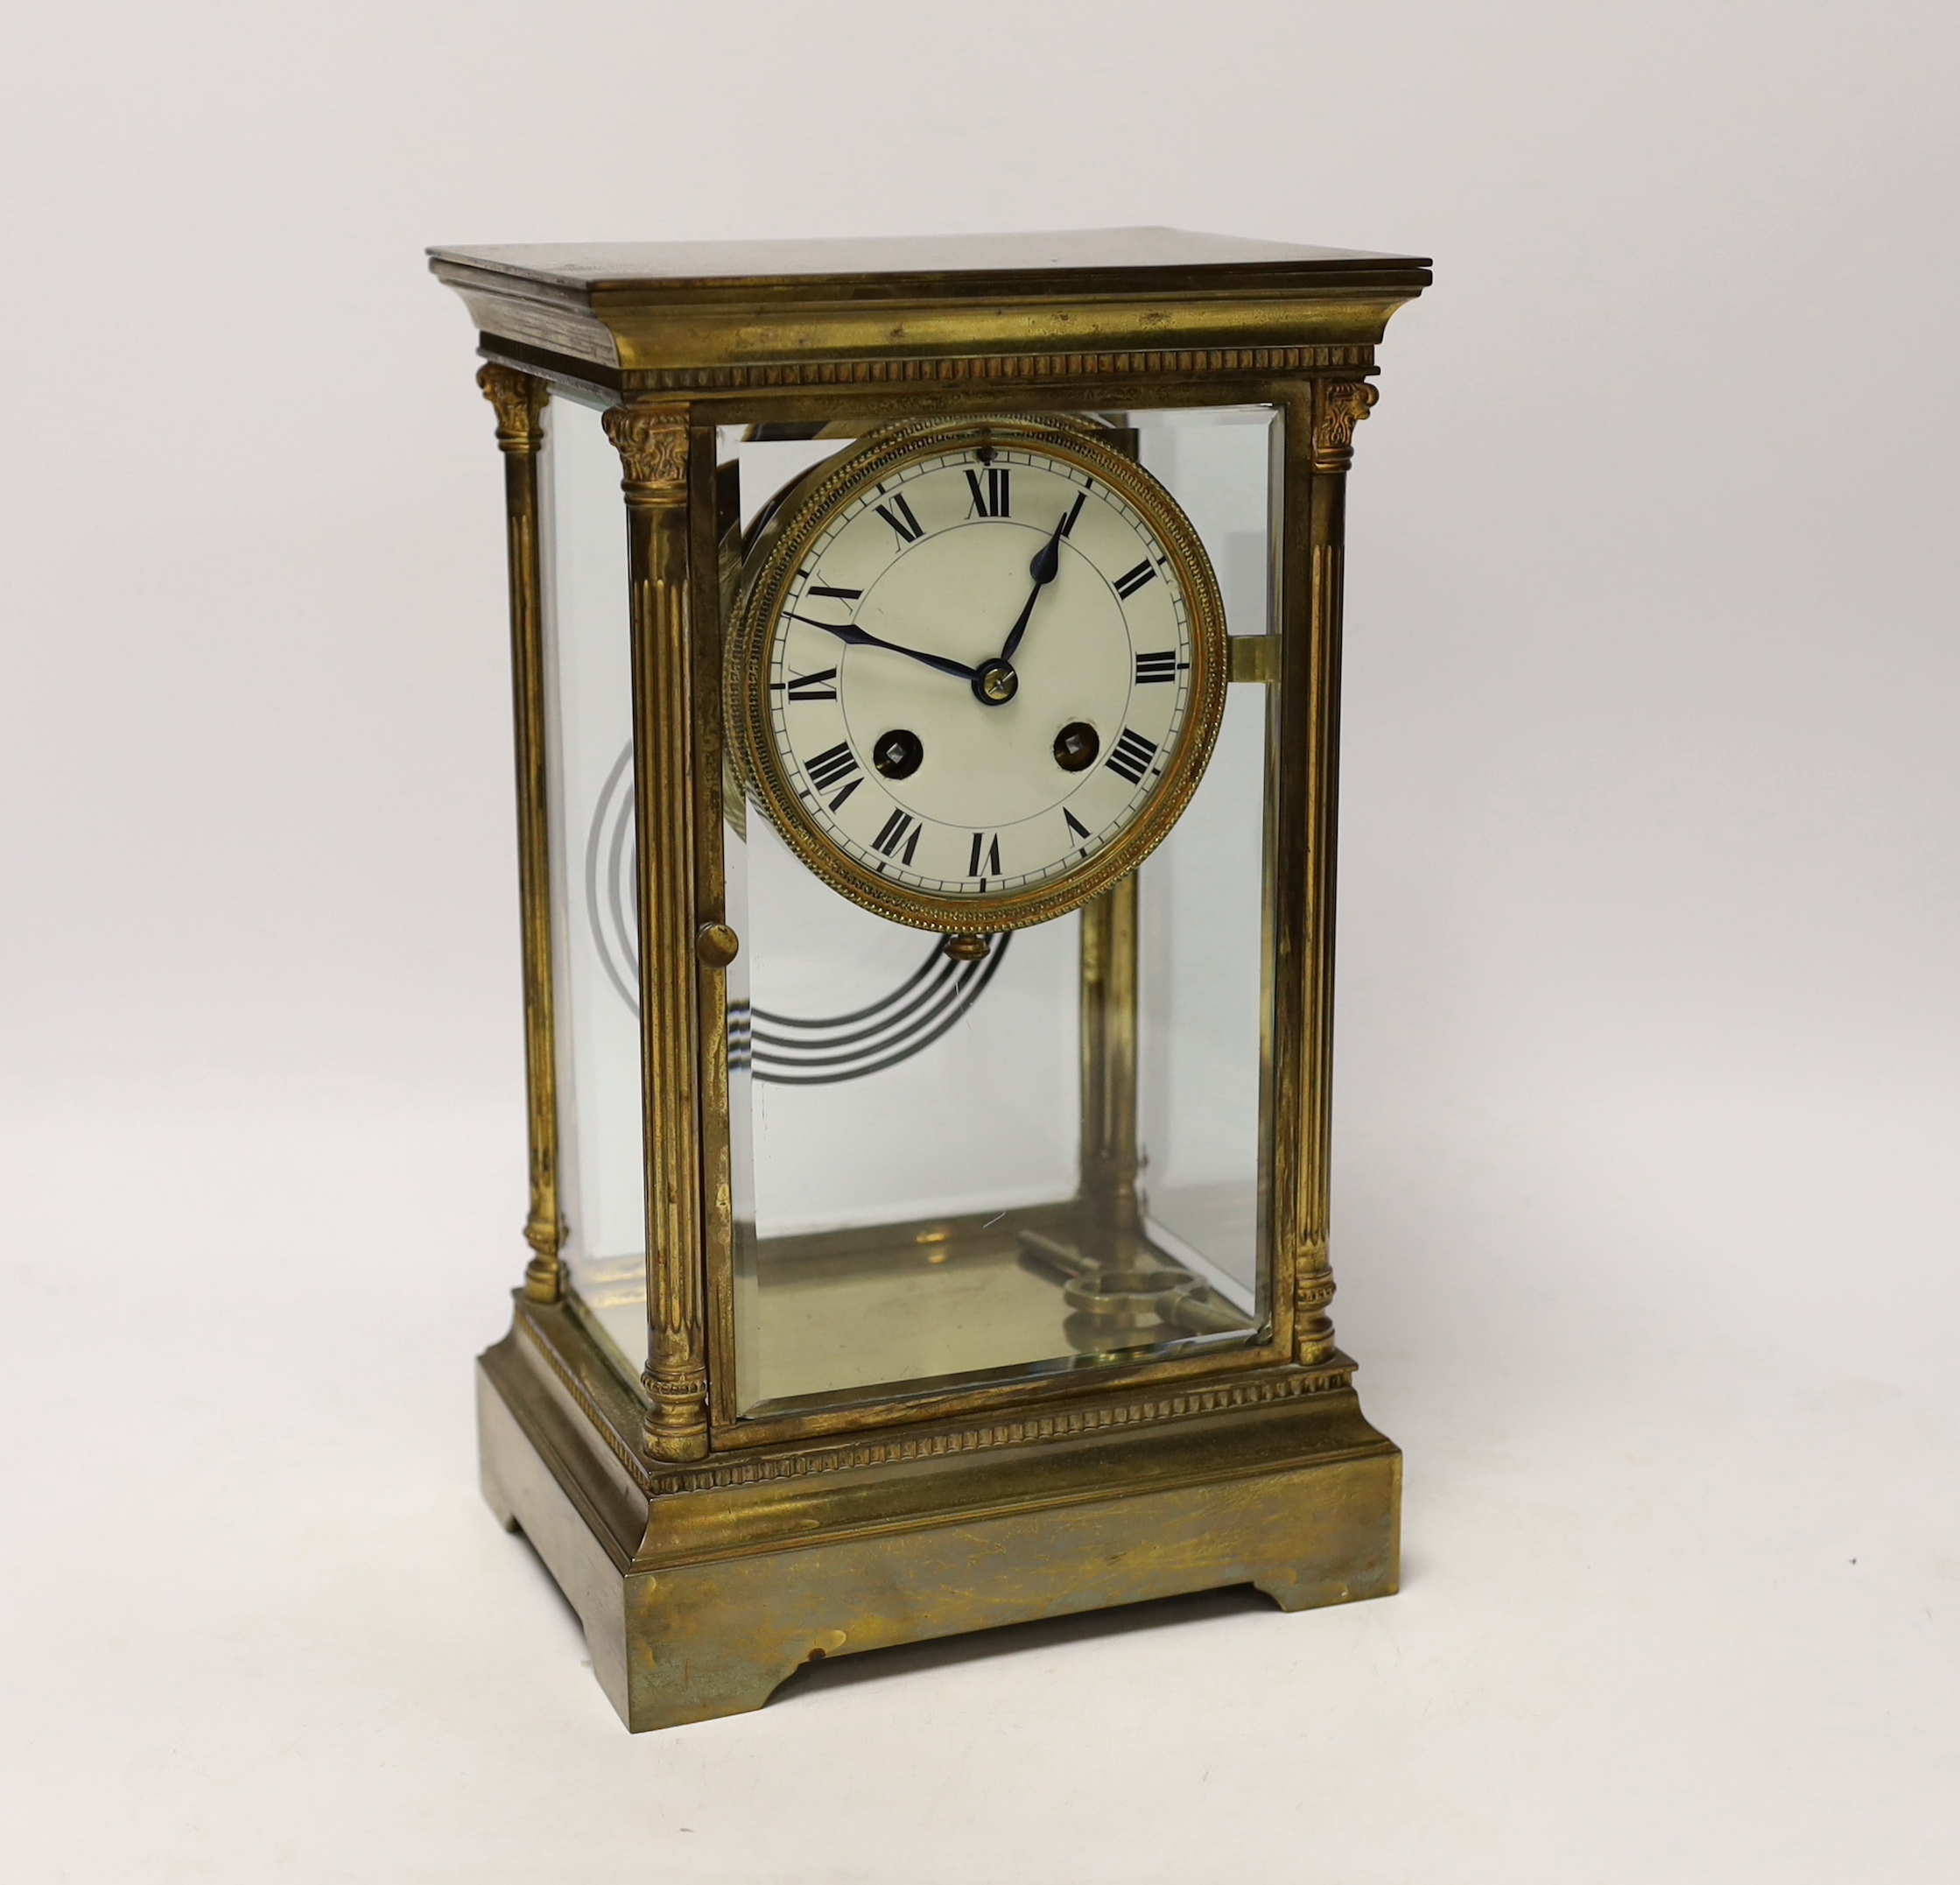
[727,812,1083,1411]
[724,408,1279,1417]
[1133,406,1277,1319]
[539,394,647,1371]
[1136,682,1270,1315]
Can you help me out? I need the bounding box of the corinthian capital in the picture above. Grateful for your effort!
[604,404,690,499]
[477,365,545,453]
[1311,381,1379,474]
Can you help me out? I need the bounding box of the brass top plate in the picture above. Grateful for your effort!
[429,227,1431,381]
[427,226,1432,296]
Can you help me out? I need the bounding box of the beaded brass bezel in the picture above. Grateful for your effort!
[724,415,1231,934]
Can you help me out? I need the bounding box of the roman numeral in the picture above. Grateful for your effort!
[1105,728,1159,785]
[872,809,921,863]
[807,585,861,600]
[967,831,1001,878]
[875,492,924,545]
[1058,491,1087,537]
[776,667,839,701]
[1113,559,1158,600]
[964,467,1010,517]
[1064,807,1091,844]
[805,739,862,807]
[1133,650,1177,685]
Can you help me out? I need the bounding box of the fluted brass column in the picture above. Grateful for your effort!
[1275,377,1378,1365]
[604,400,711,1462]
[478,365,566,1305]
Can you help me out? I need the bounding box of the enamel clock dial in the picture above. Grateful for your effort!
[727,417,1230,932]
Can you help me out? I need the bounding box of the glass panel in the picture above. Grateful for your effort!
[727,812,1083,1411]
[1132,406,1277,1318]
[1137,683,1270,1314]
[1132,405,1277,643]
[539,395,647,1375]
[723,410,1278,1418]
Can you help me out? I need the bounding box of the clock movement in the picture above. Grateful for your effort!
[432,228,1431,1730]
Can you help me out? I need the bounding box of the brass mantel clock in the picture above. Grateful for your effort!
[432,228,1430,1731]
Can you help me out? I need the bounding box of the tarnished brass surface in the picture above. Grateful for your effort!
[608,403,711,1461]
[750,1213,1099,1411]
[429,229,1430,390]
[480,1294,1397,1734]
[1230,634,1282,685]
[738,1198,1258,1417]
[477,366,566,1304]
[694,922,740,967]
[720,1248,1291,1452]
[693,430,743,1436]
[1285,381,1375,1365]
[1078,873,1142,1254]
[446,229,1429,1727]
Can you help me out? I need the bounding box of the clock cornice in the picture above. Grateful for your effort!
[430,225,1430,386]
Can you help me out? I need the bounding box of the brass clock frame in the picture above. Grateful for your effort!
[726,415,1231,935]
[436,229,1430,1732]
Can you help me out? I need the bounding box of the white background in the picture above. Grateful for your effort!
[3,2,1956,1879]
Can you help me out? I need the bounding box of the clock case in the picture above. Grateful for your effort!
[432,230,1431,1732]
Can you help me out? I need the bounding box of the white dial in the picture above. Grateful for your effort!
[729,419,1227,932]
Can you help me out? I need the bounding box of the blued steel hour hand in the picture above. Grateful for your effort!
[998,510,1071,665]
[783,612,978,683]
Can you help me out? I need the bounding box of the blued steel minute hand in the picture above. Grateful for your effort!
[998,510,1071,665]
[783,612,978,683]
